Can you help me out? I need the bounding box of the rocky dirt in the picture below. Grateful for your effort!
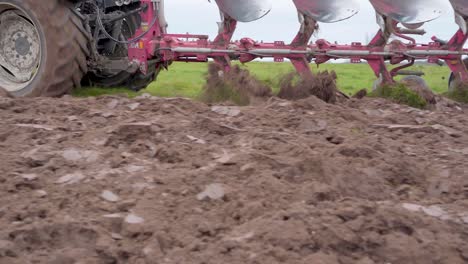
[0,93,468,264]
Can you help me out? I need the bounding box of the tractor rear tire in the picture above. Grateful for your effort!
[83,13,158,92]
[85,62,162,92]
[0,0,89,97]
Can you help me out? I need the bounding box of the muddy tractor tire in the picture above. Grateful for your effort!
[86,59,162,92]
[0,0,89,97]
[84,12,160,92]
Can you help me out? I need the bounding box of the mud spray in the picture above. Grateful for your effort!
[202,63,340,105]
[201,64,272,105]
[278,71,339,103]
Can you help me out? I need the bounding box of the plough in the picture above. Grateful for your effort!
[0,0,467,97]
[134,0,467,88]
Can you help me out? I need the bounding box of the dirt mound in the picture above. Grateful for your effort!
[201,63,272,105]
[0,94,468,263]
[400,76,437,105]
[278,71,339,103]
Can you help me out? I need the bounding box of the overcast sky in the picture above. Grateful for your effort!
[164,0,459,44]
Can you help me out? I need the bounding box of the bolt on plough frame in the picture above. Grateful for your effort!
[128,0,468,88]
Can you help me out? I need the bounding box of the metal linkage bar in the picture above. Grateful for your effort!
[162,39,468,60]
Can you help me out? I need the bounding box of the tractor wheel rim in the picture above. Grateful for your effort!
[0,5,41,92]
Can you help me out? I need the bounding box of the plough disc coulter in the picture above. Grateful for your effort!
[215,0,272,22]
[369,0,445,25]
[292,0,360,23]
[450,0,468,17]
[0,0,467,96]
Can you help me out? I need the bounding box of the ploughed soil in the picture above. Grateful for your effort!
[0,93,468,264]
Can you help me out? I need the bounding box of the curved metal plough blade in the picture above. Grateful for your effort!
[292,0,360,23]
[214,0,272,22]
[369,0,445,25]
[449,0,468,17]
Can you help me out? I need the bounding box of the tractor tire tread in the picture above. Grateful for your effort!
[5,0,89,97]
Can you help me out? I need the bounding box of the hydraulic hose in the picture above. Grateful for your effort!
[90,1,159,44]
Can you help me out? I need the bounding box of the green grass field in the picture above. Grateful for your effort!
[73,62,451,98]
